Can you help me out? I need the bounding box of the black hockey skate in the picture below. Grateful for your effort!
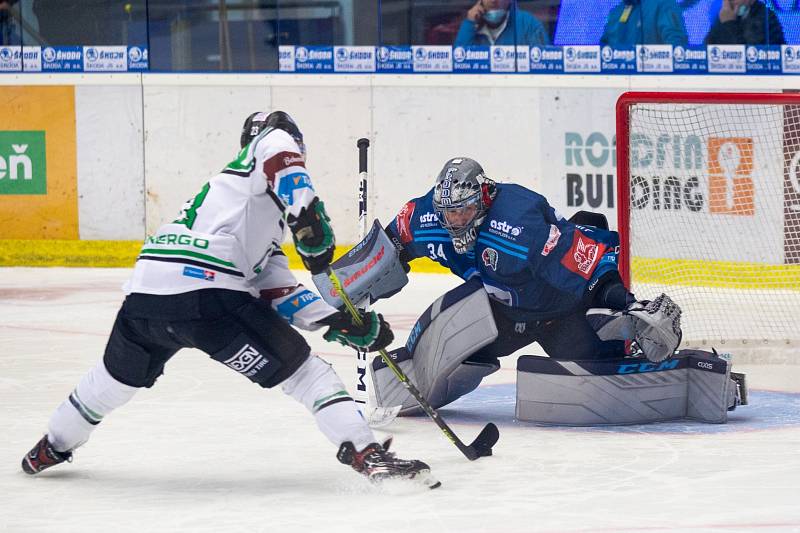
[21,435,72,475]
[337,441,441,489]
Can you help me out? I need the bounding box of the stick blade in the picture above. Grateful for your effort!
[365,404,402,428]
[465,423,499,461]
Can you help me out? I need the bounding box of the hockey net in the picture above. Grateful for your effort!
[616,92,800,362]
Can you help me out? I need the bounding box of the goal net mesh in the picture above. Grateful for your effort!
[623,97,800,359]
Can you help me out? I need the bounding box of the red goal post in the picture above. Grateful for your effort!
[615,92,800,361]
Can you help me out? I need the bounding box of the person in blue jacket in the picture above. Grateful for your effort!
[454,0,550,46]
[384,157,682,366]
[600,0,688,47]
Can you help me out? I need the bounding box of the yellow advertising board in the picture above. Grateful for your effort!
[0,86,77,239]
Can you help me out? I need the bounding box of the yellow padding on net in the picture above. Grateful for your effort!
[0,240,451,273]
[632,256,800,291]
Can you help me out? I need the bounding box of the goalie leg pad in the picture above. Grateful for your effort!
[515,349,744,425]
[370,280,499,415]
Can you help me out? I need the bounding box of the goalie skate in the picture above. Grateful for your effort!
[337,441,441,489]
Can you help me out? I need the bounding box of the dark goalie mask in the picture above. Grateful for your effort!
[432,157,494,254]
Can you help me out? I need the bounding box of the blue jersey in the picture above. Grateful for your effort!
[387,183,620,321]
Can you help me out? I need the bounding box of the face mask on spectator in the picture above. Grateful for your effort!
[483,9,508,26]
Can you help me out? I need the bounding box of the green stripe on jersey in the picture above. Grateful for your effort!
[139,248,238,269]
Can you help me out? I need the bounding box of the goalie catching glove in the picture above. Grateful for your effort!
[588,293,683,363]
[319,309,394,352]
[287,197,335,275]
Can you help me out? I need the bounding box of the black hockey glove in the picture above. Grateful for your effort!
[286,197,335,275]
[319,310,394,352]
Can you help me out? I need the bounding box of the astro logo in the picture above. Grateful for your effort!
[419,212,438,223]
[707,137,755,215]
[489,220,522,236]
[617,359,680,374]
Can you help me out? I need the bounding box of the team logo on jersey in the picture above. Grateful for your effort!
[397,201,415,243]
[560,230,606,280]
[224,344,269,377]
[482,247,498,271]
[263,150,305,187]
[541,224,561,256]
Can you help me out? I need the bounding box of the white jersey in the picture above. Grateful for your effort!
[124,128,337,330]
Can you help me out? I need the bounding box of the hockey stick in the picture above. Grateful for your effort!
[326,266,499,461]
[355,138,402,428]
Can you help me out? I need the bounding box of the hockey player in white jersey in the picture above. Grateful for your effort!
[21,111,439,488]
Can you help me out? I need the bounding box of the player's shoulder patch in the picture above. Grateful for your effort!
[262,151,305,188]
[560,229,607,280]
[396,200,416,244]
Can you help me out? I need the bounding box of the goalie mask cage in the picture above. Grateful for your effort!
[616,92,800,362]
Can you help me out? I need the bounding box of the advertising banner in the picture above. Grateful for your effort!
[0,86,78,239]
[538,88,622,229]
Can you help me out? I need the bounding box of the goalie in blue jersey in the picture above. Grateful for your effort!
[315,156,685,416]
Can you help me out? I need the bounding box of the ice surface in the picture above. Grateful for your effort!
[1,268,799,533]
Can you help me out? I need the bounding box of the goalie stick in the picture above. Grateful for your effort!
[355,138,402,428]
[326,266,499,461]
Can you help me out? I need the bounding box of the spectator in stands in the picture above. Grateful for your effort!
[0,0,40,45]
[704,0,785,45]
[600,0,688,47]
[454,0,550,46]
